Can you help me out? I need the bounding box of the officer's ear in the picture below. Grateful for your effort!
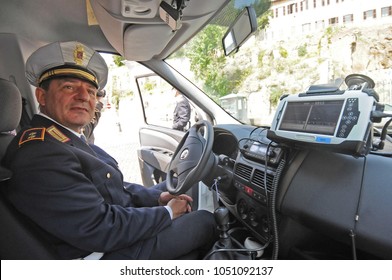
[35,87,47,107]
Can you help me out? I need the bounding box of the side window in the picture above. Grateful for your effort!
[136,75,197,130]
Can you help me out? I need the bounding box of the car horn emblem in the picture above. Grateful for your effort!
[180,148,189,160]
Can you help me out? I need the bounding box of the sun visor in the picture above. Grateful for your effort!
[123,25,175,61]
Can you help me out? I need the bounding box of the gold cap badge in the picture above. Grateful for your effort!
[74,44,85,65]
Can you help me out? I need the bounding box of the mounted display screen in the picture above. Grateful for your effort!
[267,89,376,156]
[279,100,345,135]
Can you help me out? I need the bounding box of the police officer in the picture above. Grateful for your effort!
[172,88,191,131]
[3,41,217,259]
[82,88,105,144]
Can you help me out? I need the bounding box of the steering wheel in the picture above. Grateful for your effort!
[166,120,215,195]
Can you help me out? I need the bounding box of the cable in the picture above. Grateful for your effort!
[349,156,367,260]
[263,142,273,241]
[372,118,392,151]
[270,154,286,260]
[380,117,392,142]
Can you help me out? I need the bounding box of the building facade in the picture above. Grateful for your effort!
[265,0,392,40]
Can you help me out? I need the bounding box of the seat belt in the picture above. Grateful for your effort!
[19,97,31,128]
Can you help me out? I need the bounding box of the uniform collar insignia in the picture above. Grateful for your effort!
[46,125,70,143]
[19,127,46,146]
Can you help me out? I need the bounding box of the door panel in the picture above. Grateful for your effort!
[137,127,182,186]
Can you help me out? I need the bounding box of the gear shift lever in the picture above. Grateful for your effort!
[204,206,246,259]
[214,206,231,246]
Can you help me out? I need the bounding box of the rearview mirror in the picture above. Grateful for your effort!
[222,6,257,56]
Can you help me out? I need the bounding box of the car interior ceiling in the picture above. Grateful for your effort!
[0,0,229,61]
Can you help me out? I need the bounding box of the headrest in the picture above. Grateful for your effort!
[0,79,22,133]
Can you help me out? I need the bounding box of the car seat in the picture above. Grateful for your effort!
[0,78,58,259]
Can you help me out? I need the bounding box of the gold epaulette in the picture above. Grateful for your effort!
[19,128,46,146]
[46,125,70,143]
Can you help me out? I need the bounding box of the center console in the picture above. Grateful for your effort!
[230,137,284,243]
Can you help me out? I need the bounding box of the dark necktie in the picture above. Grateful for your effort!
[80,134,88,144]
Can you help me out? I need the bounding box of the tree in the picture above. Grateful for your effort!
[185,25,229,98]
[255,1,272,31]
[113,55,126,67]
[184,2,271,99]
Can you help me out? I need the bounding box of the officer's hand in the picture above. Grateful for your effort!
[159,192,192,206]
[167,197,192,219]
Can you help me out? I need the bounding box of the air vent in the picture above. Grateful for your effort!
[234,163,252,181]
[252,169,275,192]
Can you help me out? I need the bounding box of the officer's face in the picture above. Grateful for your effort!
[36,78,98,133]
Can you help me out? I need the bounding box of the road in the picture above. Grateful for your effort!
[94,99,143,184]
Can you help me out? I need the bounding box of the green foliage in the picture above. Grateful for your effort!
[257,10,272,31]
[143,80,156,92]
[184,2,272,98]
[325,26,337,45]
[185,25,229,97]
[258,68,271,80]
[113,55,125,67]
[110,75,133,110]
[258,49,266,68]
[274,59,286,73]
[254,0,272,27]
[269,86,284,107]
[325,26,333,36]
[279,46,288,58]
[297,44,307,57]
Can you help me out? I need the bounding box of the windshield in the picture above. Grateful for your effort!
[165,0,392,127]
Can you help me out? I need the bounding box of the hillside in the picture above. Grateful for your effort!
[228,24,392,124]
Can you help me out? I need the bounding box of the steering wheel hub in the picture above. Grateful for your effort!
[166,120,215,195]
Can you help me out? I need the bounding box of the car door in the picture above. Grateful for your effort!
[134,71,213,211]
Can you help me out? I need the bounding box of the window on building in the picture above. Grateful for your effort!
[288,4,295,14]
[288,3,298,14]
[343,14,354,23]
[363,9,376,20]
[381,6,392,17]
[314,0,317,8]
[302,23,311,32]
[329,17,339,25]
[315,20,325,29]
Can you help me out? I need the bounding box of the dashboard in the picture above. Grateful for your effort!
[210,124,392,259]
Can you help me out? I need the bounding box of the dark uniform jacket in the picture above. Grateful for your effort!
[2,114,171,259]
[172,95,191,131]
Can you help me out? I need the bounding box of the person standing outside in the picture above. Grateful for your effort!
[82,88,105,143]
[172,88,191,131]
